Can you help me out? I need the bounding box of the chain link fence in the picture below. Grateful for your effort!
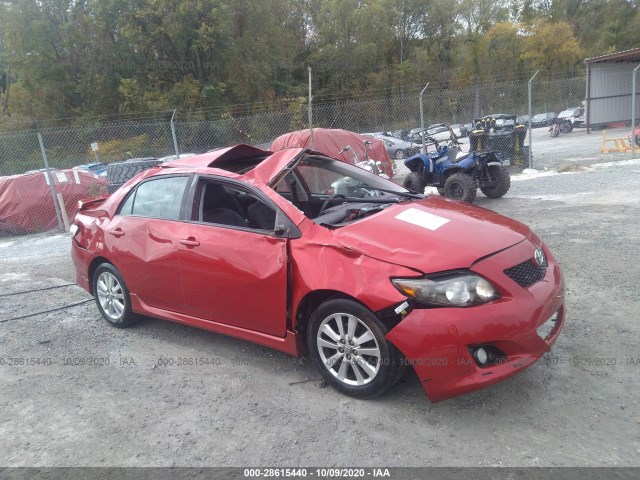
[1,73,638,236]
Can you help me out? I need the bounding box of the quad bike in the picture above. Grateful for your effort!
[402,130,510,203]
[468,115,528,166]
[549,118,572,137]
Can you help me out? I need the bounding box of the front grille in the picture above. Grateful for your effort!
[504,259,546,288]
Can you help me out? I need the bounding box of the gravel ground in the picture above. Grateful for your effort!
[0,158,639,468]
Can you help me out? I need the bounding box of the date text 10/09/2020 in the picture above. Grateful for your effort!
[243,468,391,477]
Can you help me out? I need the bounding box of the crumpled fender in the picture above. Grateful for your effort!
[289,218,418,330]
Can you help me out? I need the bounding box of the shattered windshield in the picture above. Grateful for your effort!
[272,155,420,228]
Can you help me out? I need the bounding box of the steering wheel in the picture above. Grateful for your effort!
[318,193,346,216]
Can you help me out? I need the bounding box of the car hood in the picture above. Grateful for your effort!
[332,196,530,273]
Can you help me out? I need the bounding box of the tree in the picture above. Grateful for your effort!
[520,20,583,74]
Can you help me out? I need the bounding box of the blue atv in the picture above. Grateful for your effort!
[402,136,510,203]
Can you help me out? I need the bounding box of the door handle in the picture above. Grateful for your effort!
[180,238,200,247]
[109,228,125,238]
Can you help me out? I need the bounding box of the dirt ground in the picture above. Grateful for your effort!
[0,159,639,468]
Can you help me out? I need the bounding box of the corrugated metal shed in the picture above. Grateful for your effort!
[585,49,640,131]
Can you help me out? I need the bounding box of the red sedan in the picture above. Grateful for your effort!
[71,144,564,401]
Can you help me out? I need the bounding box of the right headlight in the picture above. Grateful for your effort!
[391,272,500,308]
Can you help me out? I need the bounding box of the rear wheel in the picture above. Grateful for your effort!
[394,149,405,160]
[93,263,140,328]
[403,172,426,194]
[307,299,405,399]
[444,172,477,202]
[480,165,511,199]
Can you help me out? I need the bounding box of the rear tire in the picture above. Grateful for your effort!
[480,165,511,199]
[403,172,426,194]
[107,158,161,186]
[92,263,140,328]
[395,150,405,160]
[307,299,405,399]
[444,172,477,202]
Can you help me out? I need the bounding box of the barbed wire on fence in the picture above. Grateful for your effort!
[1,73,638,236]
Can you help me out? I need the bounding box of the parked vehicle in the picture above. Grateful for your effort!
[158,153,197,163]
[557,107,584,128]
[271,128,394,178]
[450,124,468,138]
[73,162,107,177]
[71,144,564,402]
[409,124,452,144]
[549,117,572,137]
[531,112,557,128]
[1,169,107,235]
[365,133,420,159]
[403,136,511,203]
[468,114,528,164]
[390,129,410,142]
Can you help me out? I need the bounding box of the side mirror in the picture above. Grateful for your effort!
[274,224,288,237]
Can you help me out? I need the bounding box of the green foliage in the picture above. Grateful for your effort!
[0,0,638,126]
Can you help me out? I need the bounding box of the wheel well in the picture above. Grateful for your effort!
[294,290,405,357]
[87,256,112,294]
[442,167,464,181]
[294,290,361,355]
[404,157,424,173]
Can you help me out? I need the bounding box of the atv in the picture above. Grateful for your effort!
[402,131,510,203]
[468,114,528,166]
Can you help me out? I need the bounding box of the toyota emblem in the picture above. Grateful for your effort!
[534,248,546,267]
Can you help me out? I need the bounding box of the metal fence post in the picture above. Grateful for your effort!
[419,82,429,154]
[37,132,64,231]
[632,65,640,157]
[308,67,315,150]
[527,70,539,169]
[170,109,180,159]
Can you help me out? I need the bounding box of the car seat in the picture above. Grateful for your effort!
[201,184,247,227]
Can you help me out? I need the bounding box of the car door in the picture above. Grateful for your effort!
[104,174,190,313]
[176,176,289,337]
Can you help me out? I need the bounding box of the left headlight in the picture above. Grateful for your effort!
[391,272,499,307]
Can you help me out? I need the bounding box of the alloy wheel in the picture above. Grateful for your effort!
[96,271,125,321]
[316,313,381,386]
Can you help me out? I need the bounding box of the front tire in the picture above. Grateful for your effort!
[93,263,140,328]
[403,172,426,194]
[560,121,572,133]
[395,149,405,160]
[480,165,511,199]
[444,172,477,202]
[307,299,405,399]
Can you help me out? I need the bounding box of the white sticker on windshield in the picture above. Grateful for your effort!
[395,208,449,231]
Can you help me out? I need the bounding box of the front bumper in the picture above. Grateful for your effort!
[386,239,565,402]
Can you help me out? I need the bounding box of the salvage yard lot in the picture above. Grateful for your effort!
[1,160,639,467]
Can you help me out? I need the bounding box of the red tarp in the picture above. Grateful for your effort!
[0,169,108,235]
[270,128,394,178]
